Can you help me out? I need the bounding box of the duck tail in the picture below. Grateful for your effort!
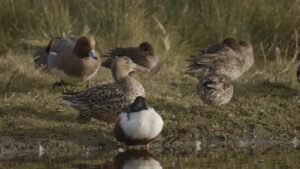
[34,46,48,70]
[60,92,78,106]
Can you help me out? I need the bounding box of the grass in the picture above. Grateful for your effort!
[0,0,299,155]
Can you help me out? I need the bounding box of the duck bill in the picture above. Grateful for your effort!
[132,63,148,73]
[89,50,98,59]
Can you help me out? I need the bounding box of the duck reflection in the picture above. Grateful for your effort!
[104,149,162,169]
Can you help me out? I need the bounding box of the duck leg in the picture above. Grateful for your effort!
[86,80,91,88]
[108,123,113,129]
[144,144,149,150]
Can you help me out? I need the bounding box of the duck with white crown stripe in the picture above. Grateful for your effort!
[114,96,164,150]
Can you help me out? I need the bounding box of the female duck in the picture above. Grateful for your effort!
[114,96,164,149]
[186,38,254,80]
[61,57,146,126]
[197,74,233,106]
[101,42,160,72]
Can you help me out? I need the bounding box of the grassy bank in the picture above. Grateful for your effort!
[0,0,299,154]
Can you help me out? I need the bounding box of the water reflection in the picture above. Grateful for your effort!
[104,149,162,169]
[0,147,299,169]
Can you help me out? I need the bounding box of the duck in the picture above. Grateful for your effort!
[114,96,163,149]
[33,38,60,70]
[46,36,101,87]
[33,46,48,70]
[197,74,233,106]
[101,42,160,72]
[103,149,162,169]
[61,57,146,127]
[186,38,254,80]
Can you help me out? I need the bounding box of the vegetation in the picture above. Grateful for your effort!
[0,0,299,156]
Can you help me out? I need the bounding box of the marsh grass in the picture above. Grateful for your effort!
[0,0,299,153]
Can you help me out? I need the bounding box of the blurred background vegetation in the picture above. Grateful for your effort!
[0,0,299,62]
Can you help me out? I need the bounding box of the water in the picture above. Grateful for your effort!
[0,147,299,169]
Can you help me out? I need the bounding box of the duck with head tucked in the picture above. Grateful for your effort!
[101,42,160,72]
[186,38,254,80]
[33,46,48,70]
[197,74,233,106]
[38,36,101,87]
[61,57,147,127]
[114,96,163,150]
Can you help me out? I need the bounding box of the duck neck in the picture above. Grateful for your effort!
[112,67,129,81]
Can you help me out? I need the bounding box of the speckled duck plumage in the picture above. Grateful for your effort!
[197,74,233,106]
[186,38,254,80]
[61,57,146,124]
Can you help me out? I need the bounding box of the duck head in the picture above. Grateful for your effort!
[201,74,232,91]
[223,37,240,51]
[128,96,148,113]
[112,56,148,80]
[73,36,98,59]
[139,42,154,54]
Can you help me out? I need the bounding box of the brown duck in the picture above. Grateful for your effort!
[186,38,254,80]
[61,57,147,126]
[46,36,101,86]
[101,42,160,72]
[197,74,233,106]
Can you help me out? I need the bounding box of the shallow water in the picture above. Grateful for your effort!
[0,146,299,169]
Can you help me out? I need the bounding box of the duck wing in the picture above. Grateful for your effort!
[61,83,128,116]
[186,47,243,79]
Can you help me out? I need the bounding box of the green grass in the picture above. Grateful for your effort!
[0,0,299,154]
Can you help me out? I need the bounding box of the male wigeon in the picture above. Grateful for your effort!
[46,36,101,87]
[186,38,254,80]
[114,96,163,149]
[101,42,160,72]
[61,57,147,127]
[197,74,233,106]
[33,46,48,70]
